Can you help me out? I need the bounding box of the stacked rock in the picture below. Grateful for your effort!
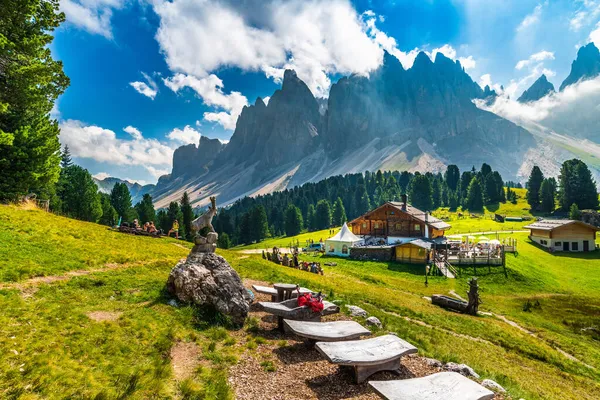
[193,232,218,253]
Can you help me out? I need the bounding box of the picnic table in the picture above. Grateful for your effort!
[273,283,297,302]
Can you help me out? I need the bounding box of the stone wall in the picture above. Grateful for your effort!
[350,247,394,262]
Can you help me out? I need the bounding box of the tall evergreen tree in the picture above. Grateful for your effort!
[217,232,232,249]
[238,212,252,244]
[431,179,442,209]
[558,159,599,211]
[569,203,581,220]
[355,185,371,216]
[135,194,156,224]
[56,165,102,222]
[60,145,73,168]
[0,0,70,201]
[284,204,303,237]
[315,199,332,230]
[492,171,505,202]
[306,204,317,231]
[110,183,133,221]
[180,192,194,240]
[526,166,544,211]
[407,173,433,211]
[444,165,460,192]
[332,197,347,226]
[483,175,497,204]
[99,193,118,226]
[540,178,556,214]
[250,205,269,242]
[156,209,170,232]
[465,176,484,211]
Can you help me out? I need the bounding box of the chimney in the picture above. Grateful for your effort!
[401,194,407,210]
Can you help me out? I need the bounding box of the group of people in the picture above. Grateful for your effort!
[262,247,324,275]
[129,218,180,238]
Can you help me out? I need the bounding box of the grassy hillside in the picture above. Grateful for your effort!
[0,204,192,282]
[3,204,600,399]
[229,229,600,399]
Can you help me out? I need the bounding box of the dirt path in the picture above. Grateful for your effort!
[0,260,154,295]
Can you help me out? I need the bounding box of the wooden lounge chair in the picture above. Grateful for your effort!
[283,319,371,344]
[369,372,494,400]
[251,285,313,301]
[315,334,417,383]
[259,299,340,330]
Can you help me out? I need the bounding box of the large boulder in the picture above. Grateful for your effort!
[167,251,250,326]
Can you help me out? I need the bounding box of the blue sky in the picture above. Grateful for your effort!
[54,0,600,184]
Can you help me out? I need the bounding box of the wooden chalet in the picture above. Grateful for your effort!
[524,219,599,252]
[348,197,451,241]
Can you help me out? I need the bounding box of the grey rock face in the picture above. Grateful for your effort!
[560,42,600,91]
[167,252,250,326]
[518,74,555,103]
[444,362,480,379]
[424,357,443,368]
[366,316,382,328]
[346,305,368,318]
[171,136,225,179]
[481,379,506,392]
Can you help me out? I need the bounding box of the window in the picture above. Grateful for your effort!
[362,223,367,228]
[540,239,547,245]
[555,242,561,247]
[329,246,334,253]
[414,224,421,231]
[374,223,380,229]
[572,242,579,251]
[342,245,348,254]
[395,223,402,230]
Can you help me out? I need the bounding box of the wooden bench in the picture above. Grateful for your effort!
[251,285,314,301]
[283,320,371,344]
[369,372,494,400]
[259,299,339,330]
[315,334,417,383]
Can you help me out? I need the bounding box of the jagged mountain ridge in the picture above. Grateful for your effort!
[518,74,555,103]
[150,50,534,208]
[94,177,153,203]
[559,43,600,91]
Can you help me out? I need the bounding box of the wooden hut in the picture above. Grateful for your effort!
[394,239,432,263]
[524,219,598,252]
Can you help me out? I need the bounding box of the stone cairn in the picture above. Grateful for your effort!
[167,198,250,327]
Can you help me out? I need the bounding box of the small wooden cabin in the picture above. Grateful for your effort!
[524,220,598,252]
[395,239,432,263]
[348,199,451,240]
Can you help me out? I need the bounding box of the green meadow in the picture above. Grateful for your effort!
[1,204,600,399]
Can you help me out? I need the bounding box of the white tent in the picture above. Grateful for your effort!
[325,223,363,257]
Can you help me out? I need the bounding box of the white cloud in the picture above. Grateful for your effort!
[166,125,201,145]
[570,1,600,31]
[61,0,124,39]
[145,167,170,179]
[516,3,543,32]
[515,50,555,70]
[123,126,142,140]
[93,172,111,180]
[163,73,249,130]
[476,76,600,138]
[59,119,175,177]
[130,72,159,100]
[590,22,600,48]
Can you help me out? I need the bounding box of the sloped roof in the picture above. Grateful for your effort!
[326,222,362,243]
[398,238,433,250]
[351,202,451,230]
[524,219,599,232]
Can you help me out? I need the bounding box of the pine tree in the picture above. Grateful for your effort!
[315,199,332,230]
[0,0,70,201]
[156,210,170,232]
[99,193,118,226]
[180,192,194,240]
[332,197,347,226]
[484,175,497,204]
[110,183,133,221]
[465,176,484,211]
[135,194,156,225]
[444,165,460,192]
[238,212,252,244]
[217,232,232,249]
[526,166,544,211]
[540,178,555,214]
[250,205,269,242]
[558,159,599,211]
[492,172,505,202]
[431,179,442,209]
[56,165,102,222]
[407,173,433,211]
[306,204,316,231]
[569,203,581,220]
[60,145,73,168]
[284,204,303,236]
[480,163,492,177]
[355,185,371,216]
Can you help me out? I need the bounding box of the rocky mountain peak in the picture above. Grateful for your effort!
[559,42,600,91]
[171,136,225,179]
[518,74,555,103]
